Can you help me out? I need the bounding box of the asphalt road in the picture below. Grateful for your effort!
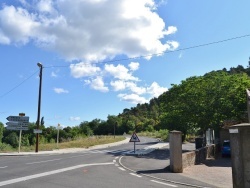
[0,137,190,188]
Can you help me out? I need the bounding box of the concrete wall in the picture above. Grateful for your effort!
[182,144,217,169]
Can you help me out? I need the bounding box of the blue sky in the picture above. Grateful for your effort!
[1,0,250,128]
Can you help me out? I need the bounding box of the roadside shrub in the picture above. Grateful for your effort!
[0,142,13,151]
[3,132,18,148]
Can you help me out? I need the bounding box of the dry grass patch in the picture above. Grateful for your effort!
[20,136,125,152]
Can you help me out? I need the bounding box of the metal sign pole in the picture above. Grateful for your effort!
[57,124,60,148]
[134,142,135,153]
[18,129,22,153]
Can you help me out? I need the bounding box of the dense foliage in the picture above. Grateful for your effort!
[1,65,250,148]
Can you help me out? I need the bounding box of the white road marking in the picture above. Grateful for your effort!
[0,166,7,169]
[115,156,119,159]
[67,154,90,159]
[130,173,142,178]
[26,158,62,165]
[0,162,114,187]
[115,164,119,167]
[151,180,178,187]
[113,160,116,163]
[118,167,126,171]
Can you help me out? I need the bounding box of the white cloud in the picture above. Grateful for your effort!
[0,0,178,61]
[147,82,167,97]
[37,0,55,13]
[118,93,148,104]
[110,80,146,95]
[0,5,40,44]
[167,41,179,50]
[70,62,101,78]
[128,62,139,71]
[69,116,80,121]
[110,80,127,91]
[90,76,109,92]
[105,64,139,81]
[126,82,146,95]
[164,26,178,35]
[51,71,58,77]
[53,87,69,94]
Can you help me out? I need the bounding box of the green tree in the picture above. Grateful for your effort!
[158,71,250,140]
[0,122,4,143]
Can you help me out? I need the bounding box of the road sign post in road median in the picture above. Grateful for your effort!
[129,132,140,153]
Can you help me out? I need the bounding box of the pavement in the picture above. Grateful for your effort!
[0,139,233,188]
[119,143,233,188]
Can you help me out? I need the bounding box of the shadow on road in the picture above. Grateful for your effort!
[200,157,231,168]
[137,148,170,160]
[135,142,158,145]
[137,167,170,174]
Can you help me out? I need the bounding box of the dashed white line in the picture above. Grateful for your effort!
[26,158,62,165]
[130,173,142,178]
[113,160,116,163]
[151,180,178,187]
[118,167,126,171]
[0,166,7,169]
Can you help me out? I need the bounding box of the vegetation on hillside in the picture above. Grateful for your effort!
[1,65,250,149]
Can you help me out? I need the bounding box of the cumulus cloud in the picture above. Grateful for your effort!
[73,61,168,104]
[118,93,148,104]
[70,62,101,78]
[69,116,80,121]
[128,62,139,71]
[147,82,168,97]
[110,80,127,91]
[89,76,109,93]
[105,64,139,81]
[0,0,172,105]
[53,87,69,94]
[37,0,55,13]
[0,0,178,61]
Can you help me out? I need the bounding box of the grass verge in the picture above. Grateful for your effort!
[1,136,126,152]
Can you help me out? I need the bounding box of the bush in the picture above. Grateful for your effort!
[3,132,19,148]
[158,129,169,141]
[0,142,13,151]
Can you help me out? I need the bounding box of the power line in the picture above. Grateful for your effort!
[1,34,250,98]
[45,34,250,69]
[0,70,39,99]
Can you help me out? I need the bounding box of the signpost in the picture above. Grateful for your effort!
[6,121,28,126]
[6,114,29,153]
[33,129,43,134]
[57,124,60,148]
[129,132,140,153]
[6,116,29,122]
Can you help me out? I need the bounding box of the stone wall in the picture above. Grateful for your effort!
[182,144,217,169]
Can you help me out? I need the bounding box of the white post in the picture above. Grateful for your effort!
[18,130,22,153]
[57,124,60,148]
